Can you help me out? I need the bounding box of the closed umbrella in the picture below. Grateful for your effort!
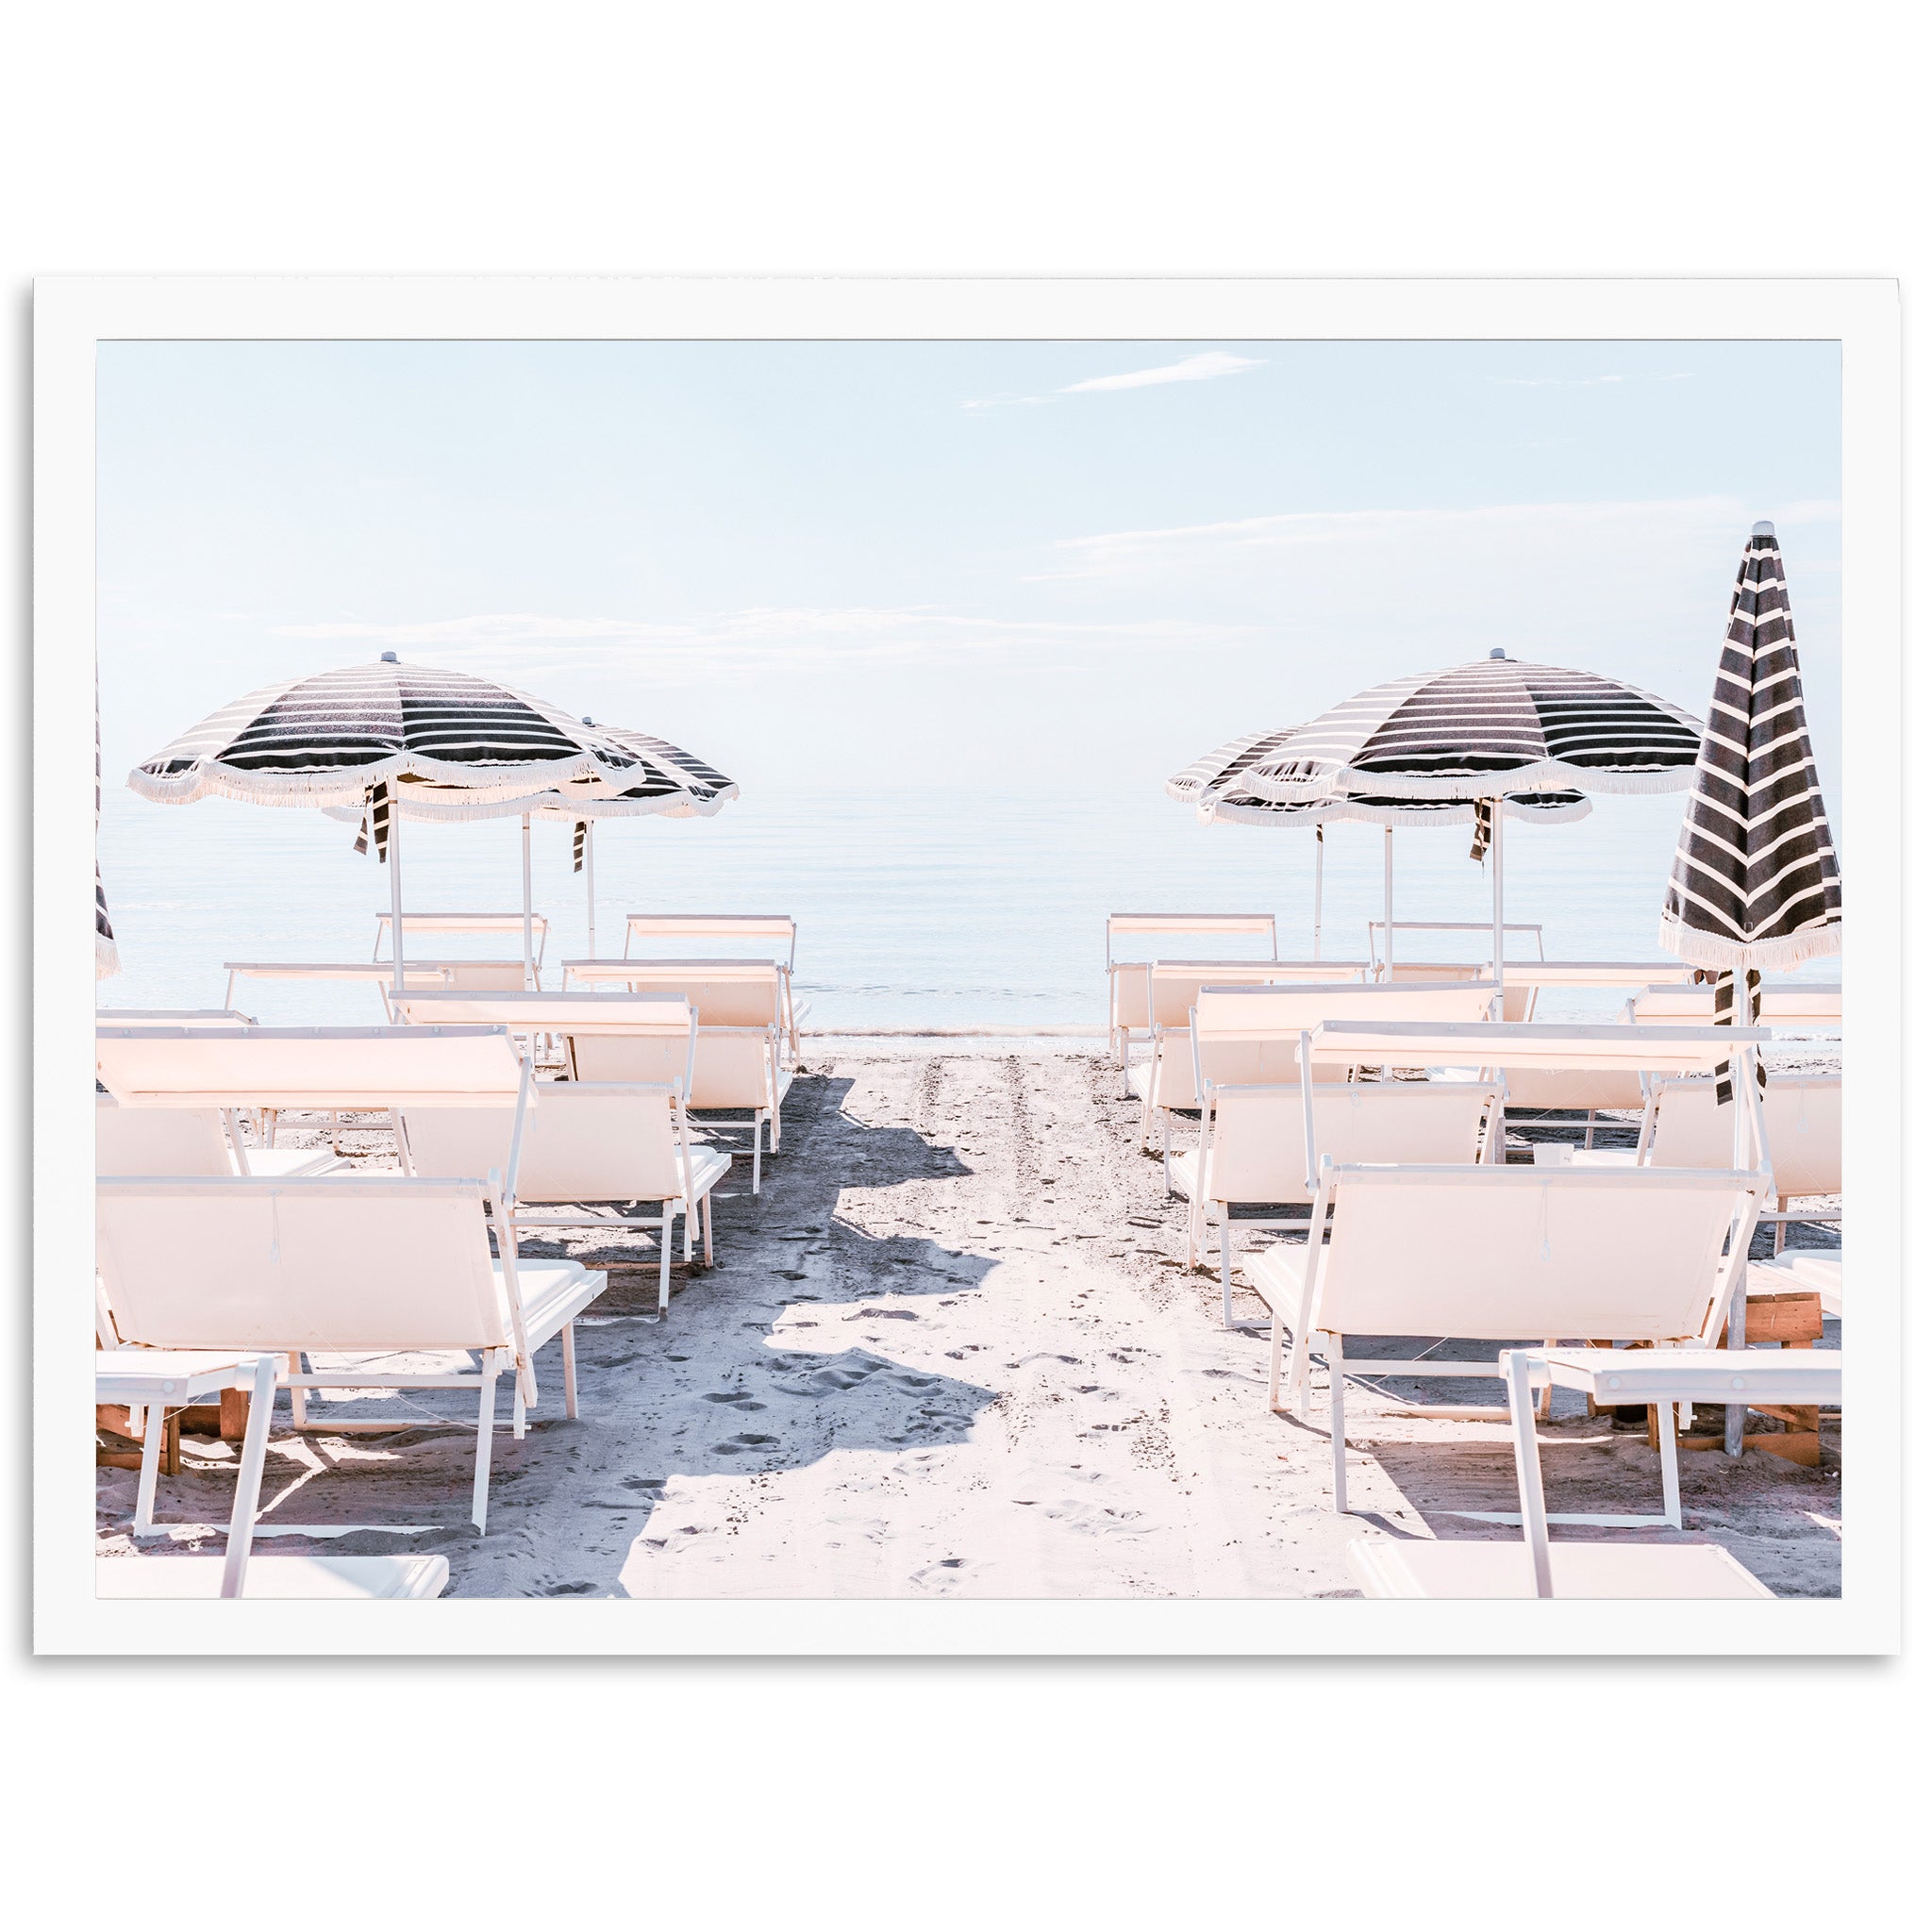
[96,707,119,980]
[1659,520,1840,1452]
[128,654,678,993]
[1211,652,1704,1000]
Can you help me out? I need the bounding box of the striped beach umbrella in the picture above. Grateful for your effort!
[1660,521,1841,1100]
[95,708,119,980]
[128,654,724,991]
[1169,741,1590,958]
[1189,653,1702,989]
[323,718,739,958]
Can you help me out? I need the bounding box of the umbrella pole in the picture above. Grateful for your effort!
[1382,827,1394,975]
[1312,828,1324,960]
[521,814,536,991]
[1491,800,1506,1019]
[584,822,596,958]
[389,808,405,1000]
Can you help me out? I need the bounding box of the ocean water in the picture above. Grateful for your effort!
[96,782,1839,1034]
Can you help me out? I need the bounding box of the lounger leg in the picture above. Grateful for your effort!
[560,1320,579,1422]
[1538,1342,1557,1422]
[1220,1225,1235,1331]
[1326,1336,1348,1514]
[134,1397,169,1536]
[1268,1311,1285,1411]
[702,1193,714,1267]
[683,1203,695,1263]
[658,1214,673,1316]
[753,1131,762,1195]
[1505,1354,1555,1598]
[287,1352,308,1427]
[512,1381,526,1440]
[1774,1200,1787,1256]
[472,1367,499,1533]
[1584,1108,1597,1151]
[1658,1390,1683,1529]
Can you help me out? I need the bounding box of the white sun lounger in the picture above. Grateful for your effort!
[1135,980,1501,1161]
[224,959,530,1023]
[1281,1164,1766,1516]
[560,958,802,1066]
[1748,1250,1842,1320]
[95,1091,348,1181]
[98,1171,604,1535]
[1104,913,1282,1073]
[95,1351,452,1597]
[375,910,549,974]
[1170,1074,1498,1328]
[1611,1074,1840,1249]
[395,987,788,1190]
[1370,919,1545,971]
[1628,983,1841,1030]
[625,912,797,970]
[398,1078,730,1317]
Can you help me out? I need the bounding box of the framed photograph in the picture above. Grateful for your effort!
[38,276,1900,1654]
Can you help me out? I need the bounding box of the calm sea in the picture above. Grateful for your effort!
[96,783,1840,1034]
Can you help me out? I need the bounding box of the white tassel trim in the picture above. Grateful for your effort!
[1199,794,1592,829]
[1657,911,1843,974]
[1236,761,1696,805]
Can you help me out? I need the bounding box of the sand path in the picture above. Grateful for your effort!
[97,1053,1843,1598]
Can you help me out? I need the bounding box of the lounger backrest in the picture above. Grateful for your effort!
[1206,1082,1493,1207]
[1646,1075,1841,1198]
[625,914,796,968]
[400,1084,689,1203]
[1194,981,1499,1037]
[1381,961,1531,1018]
[1146,961,1371,1031]
[1112,960,1367,1034]
[440,961,533,991]
[96,1008,257,1027]
[95,1176,509,1353]
[391,991,691,1034]
[95,1093,236,1177]
[1630,985,1842,1027]
[1313,1165,1750,1342]
[96,1025,525,1110]
[561,961,783,1027]
[1107,913,1276,965]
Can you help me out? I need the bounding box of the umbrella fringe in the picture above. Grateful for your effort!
[95,932,121,979]
[1657,911,1842,975]
[1246,761,1695,805]
[315,793,732,825]
[125,748,658,810]
[1199,795,1592,830]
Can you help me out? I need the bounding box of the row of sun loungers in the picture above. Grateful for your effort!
[95,916,811,1568]
[1106,912,1844,1593]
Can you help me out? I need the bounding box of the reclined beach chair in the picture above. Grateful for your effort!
[94,1024,607,1520]
[95,1351,451,1596]
[560,958,802,1070]
[375,910,549,981]
[1243,1020,1773,1511]
[1169,1072,1497,1327]
[1628,982,1842,1030]
[1105,913,1283,1076]
[95,1091,348,1180]
[222,958,513,1024]
[1343,1347,1815,1599]
[621,916,803,1056]
[1136,979,1500,1164]
[398,1076,729,1317]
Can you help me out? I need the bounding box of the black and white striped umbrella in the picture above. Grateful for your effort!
[129,655,659,813]
[1203,653,1703,805]
[95,707,119,980]
[129,655,736,990]
[1660,523,1841,976]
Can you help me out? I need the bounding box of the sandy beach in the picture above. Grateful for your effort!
[95,1049,1842,1599]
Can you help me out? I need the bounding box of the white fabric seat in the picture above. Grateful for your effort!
[97,1555,452,1599]
[1345,1539,1773,1600]
[95,1091,346,1179]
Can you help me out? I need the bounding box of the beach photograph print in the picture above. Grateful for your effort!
[92,335,1843,1607]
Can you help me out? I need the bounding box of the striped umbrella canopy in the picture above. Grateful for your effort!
[1660,522,1840,1108]
[1170,726,1592,961]
[128,655,730,991]
[1201,653,1703,805]
[1660,524,1841,975]
[320,719,740,958]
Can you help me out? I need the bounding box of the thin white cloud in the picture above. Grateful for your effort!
[271,606,1265,680]
[1060,351,1265,393]
[961,350,1264,411]
[1488,372,1693,389]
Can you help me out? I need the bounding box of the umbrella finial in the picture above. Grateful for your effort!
[1751,520,1776,538]
[1489,647,1507,659]
[582,716,595,725]
[379,651,398,663]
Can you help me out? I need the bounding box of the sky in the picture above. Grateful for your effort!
[95,337,1842,808]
